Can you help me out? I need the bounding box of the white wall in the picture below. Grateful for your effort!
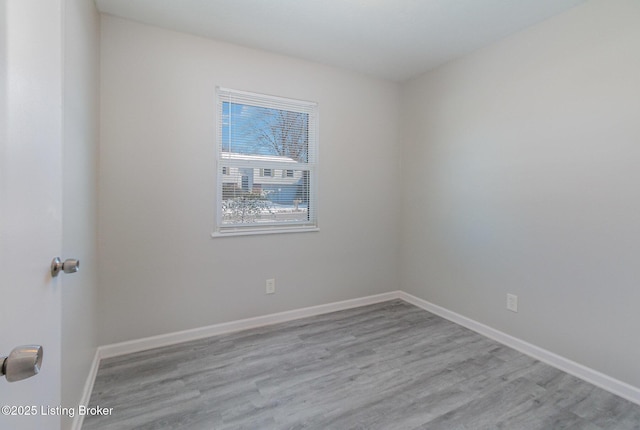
[61,0,99,426]
[400,0,640,388]
[98,16,400,344]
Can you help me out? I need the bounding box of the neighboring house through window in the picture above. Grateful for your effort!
[214,87,319,236]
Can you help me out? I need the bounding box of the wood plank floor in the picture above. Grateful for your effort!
[83,300,640,429]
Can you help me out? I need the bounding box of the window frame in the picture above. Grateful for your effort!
[213,87,319,237]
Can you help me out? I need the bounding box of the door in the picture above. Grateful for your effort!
[1,1,63,429]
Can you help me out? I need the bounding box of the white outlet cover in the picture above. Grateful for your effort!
[507,294,518,312]
[266,279,276,294]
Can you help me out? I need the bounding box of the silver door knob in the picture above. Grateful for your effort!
[51,257,80,277]
[1,345,43,382]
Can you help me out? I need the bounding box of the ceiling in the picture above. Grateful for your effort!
[95,0,587,82]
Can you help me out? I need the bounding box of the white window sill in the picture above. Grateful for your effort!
[211,226,319,238]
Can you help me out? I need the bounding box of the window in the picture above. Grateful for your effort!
[260,168,273,177]
[215,87,318,236]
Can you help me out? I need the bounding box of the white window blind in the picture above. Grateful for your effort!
[214,87,319,236]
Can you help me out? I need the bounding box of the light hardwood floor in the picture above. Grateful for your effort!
[83,300,640,429]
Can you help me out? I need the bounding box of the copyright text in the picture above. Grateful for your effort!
[2,405,113,418]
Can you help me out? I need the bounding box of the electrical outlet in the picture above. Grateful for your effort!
[266,278,276,294]
[506,293,518,312]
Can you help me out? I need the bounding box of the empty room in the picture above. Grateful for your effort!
[1,0,640,429]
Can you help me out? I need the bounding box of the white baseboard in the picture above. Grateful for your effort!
[78,289,639,420]
[98,291,401,359]
[397,291,640,406]
[71,348,101,430]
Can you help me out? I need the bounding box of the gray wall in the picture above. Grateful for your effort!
[61,0,100,426]
[98,16,401,345]
[400,0,640,388]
